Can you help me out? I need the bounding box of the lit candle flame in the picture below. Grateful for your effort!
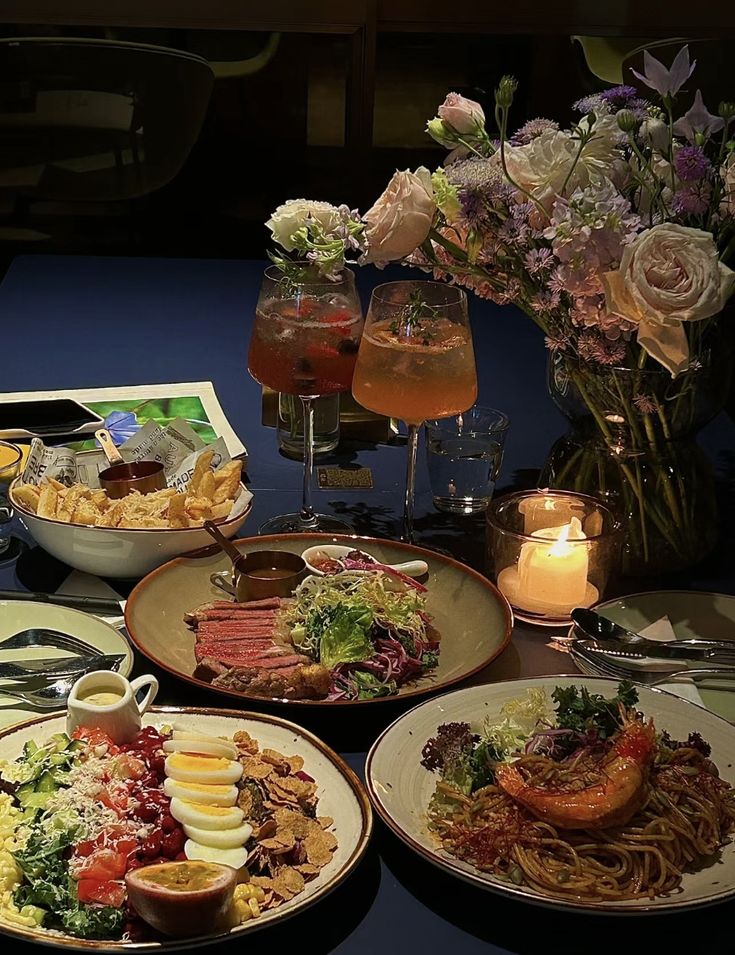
[549,522,572,556]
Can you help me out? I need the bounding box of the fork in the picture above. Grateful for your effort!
[0,629,103,656]
[571,643,735,688]
[0,675,78,709]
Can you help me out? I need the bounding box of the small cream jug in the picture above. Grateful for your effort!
[67,671,159,744]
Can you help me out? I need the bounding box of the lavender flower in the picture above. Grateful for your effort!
[673,145,711,181]
[510,118,559,145]
[601,85,639,107]
[529,288,561,314]
[524,248,554,275]
[445,157,513,226]
[672,183,711,216]
[673,89,725,141]
[631,45,696,98]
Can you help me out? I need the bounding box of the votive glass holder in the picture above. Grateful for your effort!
[486,489,621,626]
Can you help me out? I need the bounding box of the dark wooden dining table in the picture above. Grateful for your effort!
[1,253,734,954]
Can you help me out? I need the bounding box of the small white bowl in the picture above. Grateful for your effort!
[11,478,253,579]
[301,543,428,579]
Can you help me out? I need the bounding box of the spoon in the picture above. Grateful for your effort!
[301,544,428,578]
[571,608,735,652]
[203,520,247,568]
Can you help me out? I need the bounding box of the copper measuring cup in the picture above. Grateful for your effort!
[95,429,167,500]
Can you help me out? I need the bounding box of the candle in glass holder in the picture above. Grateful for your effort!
[518,493,586,535]
[497,517,598,618]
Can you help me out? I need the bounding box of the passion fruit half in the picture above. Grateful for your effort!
[125,861,237,938]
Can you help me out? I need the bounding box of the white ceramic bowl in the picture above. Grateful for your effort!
[10,478,253,579]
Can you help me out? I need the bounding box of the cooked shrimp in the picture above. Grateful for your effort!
[495,712,656,830]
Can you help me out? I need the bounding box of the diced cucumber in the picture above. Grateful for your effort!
[36,771,59,793]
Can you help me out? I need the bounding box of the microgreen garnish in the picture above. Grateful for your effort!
[388,290,440,344]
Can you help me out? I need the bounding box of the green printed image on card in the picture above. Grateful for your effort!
[68,396,217,450]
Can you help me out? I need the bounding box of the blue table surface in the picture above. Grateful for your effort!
[1,254,735,954]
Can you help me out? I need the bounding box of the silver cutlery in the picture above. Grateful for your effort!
[0,628,103,656]
[571,642,735,689]
[0,676,79,709]
[0,653,124,680]
[0,590,123,616]
[571,608,735,654]
[574,636,735,666]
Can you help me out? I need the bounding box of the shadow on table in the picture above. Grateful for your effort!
[377,819,735,955]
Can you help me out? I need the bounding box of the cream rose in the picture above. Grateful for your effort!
[603,223,735,375]
[362,168,436,265]
[437,92,485,134]
[722,156,735,217]
[266,199,342,252]
[503,123,623,209]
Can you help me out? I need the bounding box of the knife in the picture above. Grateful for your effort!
[575,637,735,665]
[0,590,123,616]
[0,653,125,680]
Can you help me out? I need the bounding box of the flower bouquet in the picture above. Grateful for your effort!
[266,46,735,575]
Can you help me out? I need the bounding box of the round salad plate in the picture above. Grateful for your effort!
[0,601,133,731]
[124,534,512,707]
[366,675,735,914]
[0,706,372,951]
[572,591,735,724]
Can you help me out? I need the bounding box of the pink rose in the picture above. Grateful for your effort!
[362,168,436,266]
[437,93,485,134]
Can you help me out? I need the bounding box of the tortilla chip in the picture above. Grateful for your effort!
[37,484,58,519]
[188,449,214,495]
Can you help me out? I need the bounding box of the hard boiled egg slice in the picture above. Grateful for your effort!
[165,753,242,785]
[170,797,244,831]
[163,738,238,760]
[163,779,239,807]
[184,839,249,871]
[183,821,253,850]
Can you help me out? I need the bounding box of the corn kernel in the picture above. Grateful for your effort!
[248,898,260,918]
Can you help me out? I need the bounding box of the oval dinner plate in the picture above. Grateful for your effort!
[0,706,372,951]
[124,534,512,707]
[366,675,735,914]
[0,601,133,731]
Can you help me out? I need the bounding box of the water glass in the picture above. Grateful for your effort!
[425,406,509,514]
[277,392,340,458]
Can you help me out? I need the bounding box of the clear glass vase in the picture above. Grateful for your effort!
[540,341,731,577]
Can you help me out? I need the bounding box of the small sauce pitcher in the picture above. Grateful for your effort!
[67,670,159,744]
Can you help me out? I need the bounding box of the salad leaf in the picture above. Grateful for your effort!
[552,681,638,740]
[60,904,125,940]
[349,670,396,700]
[314,605,374,669]
[482,687,551,756]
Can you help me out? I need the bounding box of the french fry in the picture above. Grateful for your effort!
[168,493,189,528]
[12,484,40,512]
[212,461,242,504]
[47,477,66,492]
[188,450,214,495]
[210,501,233,520]
[186,496,213,521]
[198,470,216,502]
[73,504,100,526]
[91,489,110,511]
[37,484,58,519]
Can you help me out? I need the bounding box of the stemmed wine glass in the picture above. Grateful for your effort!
[352,281,477,542]
[248,265,364,534]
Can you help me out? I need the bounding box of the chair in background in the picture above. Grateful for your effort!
[0,37,214,244]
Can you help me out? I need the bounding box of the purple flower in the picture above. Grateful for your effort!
[102,410,141,445]
[673,145,711,181]
[529,288,561,314]
[545,334,570,353]
[672,183,711,216]
[510,118,559,145]
[631,45,696,98]
[524,248,554,275]
[673,89,725,141]
[600,85,639,106]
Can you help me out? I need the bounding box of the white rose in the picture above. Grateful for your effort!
[603,223,735,375]
[362,168,436,265]
[722,156,735,217]
[640,116,670,152]
[266,199,342,252]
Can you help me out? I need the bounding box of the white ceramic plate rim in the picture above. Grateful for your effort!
[366,674,735,915]
[0,705,372,951]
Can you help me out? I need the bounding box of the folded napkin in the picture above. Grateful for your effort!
[625,617,704,706]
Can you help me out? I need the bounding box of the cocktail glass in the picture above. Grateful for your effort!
[248,266,364,534]
[352,281,477,542]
